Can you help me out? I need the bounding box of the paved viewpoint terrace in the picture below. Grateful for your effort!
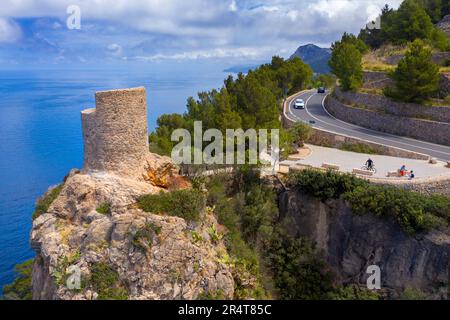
[282,145,450,180]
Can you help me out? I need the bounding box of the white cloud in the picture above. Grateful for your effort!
[107,43,123,57]
[0,17,21,43]
[0,0,405,63]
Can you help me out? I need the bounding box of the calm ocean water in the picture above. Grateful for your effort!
[0,64,229,289]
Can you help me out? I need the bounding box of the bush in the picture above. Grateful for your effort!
[2,259,33,300]
[32,184,63,220]
[288,169,450,234]
[287,169,367,201]
[96,202,111,215]
[344,185,448,234]
[89,263,128,300]
[288,122,312,147]
[131,222,161,252]
[138,189,205,222]
[269,230,335,300]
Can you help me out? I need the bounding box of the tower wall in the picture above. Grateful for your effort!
[81,87,149,178]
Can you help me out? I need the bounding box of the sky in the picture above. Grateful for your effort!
[0,0,404,68]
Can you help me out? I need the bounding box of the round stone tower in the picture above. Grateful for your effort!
[81,87,149,179]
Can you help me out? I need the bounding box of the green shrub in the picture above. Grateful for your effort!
[131,222,161,252]
[288,169,450,234]
[32,184,63,220]
[398,287,427,300]
[89,263,128,300]
[339,143,376,154]
[268,230,335,300]
[288,122,312,147]
[287,169,367,201]
[2,259,33,300]
[344,185,448,234]
[327,285,379,300]
[96,202,111,215]
[138,189,205,222]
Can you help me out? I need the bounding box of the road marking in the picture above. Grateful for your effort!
[290,92,450,160]
[319,95,450,152]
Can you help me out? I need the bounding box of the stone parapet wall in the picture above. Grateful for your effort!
[326,94,450,146]
[81,87,150,179]
[370,175,450,197]
[335,86,450,123]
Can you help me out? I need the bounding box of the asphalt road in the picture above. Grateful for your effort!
[287,90,450,162]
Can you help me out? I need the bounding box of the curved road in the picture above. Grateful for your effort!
[287,90,450,162]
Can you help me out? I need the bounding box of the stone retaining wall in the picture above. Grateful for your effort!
[335,86,450,123]
[282,92,429,160]
[326,94,450,146]
[384,51,450,65]
[362,71,393,90]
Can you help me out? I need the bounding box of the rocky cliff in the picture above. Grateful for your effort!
[278,191,450,299]
[30,154,235,300]
[29,87,236,300]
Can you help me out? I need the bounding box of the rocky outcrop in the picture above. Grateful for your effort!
[30,87,235,300]
[30,168,234,300]
[278,191,450,299]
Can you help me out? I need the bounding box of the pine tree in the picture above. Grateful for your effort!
[329,41,363,91]
[387,40,439,102]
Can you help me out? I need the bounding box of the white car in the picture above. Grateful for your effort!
[294,98,305,109]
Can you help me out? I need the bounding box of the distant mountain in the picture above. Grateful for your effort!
[290,44,331,74]
[224,64,259,74]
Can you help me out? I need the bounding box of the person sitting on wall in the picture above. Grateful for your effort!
[408,170,415,180]
[399,165,407,177]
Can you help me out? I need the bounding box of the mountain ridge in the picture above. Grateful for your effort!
[290,43,331,74]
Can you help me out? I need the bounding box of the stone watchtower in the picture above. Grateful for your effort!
[81,87,149,179]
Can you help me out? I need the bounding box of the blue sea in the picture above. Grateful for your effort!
[0,62,232,290]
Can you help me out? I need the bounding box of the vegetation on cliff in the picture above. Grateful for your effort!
[287,169,450,234]
[32,184,63,220]
[2,259,33,300]
[138,189,205,222]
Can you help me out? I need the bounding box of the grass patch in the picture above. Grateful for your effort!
[339,143,376,154]
[96,202,111,215]
[32,184,63,220]
[138,189,205,222]
[89,263,128,300]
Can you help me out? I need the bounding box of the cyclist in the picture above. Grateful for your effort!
[366,158,374,170]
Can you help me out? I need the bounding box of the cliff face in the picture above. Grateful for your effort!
[278,191,450,299]
[30,156,234,300]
